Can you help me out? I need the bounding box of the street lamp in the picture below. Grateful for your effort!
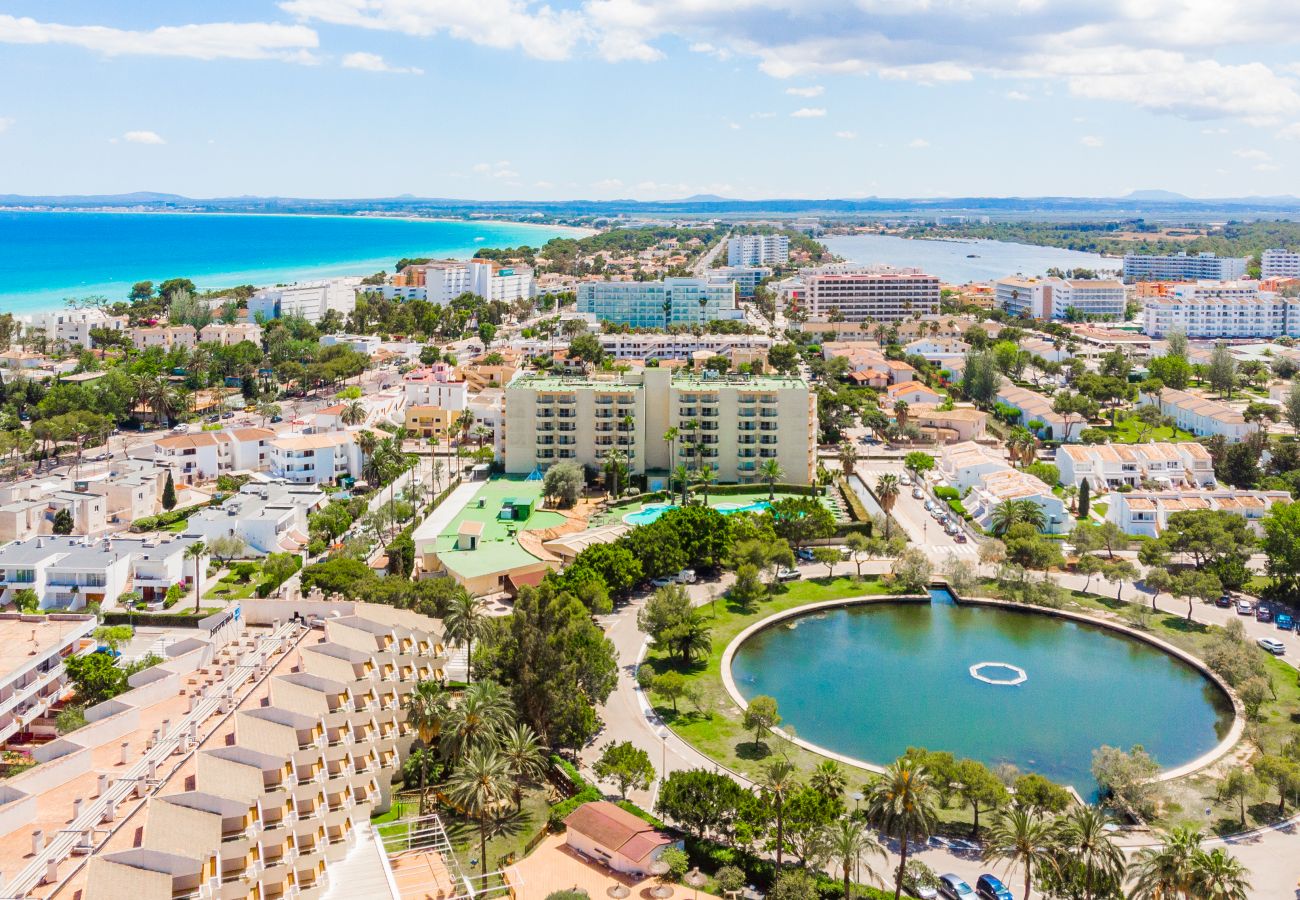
[656,727,669,777]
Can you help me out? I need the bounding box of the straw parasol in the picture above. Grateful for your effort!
[607,885,632,899]
[650,886,675,900]
[648,860,671,877]
[685,868,708,900]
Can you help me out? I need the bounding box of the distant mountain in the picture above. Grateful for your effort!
[1121,190,1190,201]
[678,193,733,202]
[0,191,188,204]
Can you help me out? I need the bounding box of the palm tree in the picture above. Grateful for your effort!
[497,722,546,807]
[1188,848,1250,900]
[759,458,783,501]
[990,498,1046,536]
[875,474,900,540]
[669,610,712,665]
[402,747,440,815]
[441,680,513,768]
[838,443,858,479]
[404,680,452,807]
[341,399,366,426]
[824,817,885,900]
[1132,825,1204,900]
[672,463,692,506]
[357,429,378,481]
[760,759,799,869]
[604,447,628,499]
[811,760,847,800]
[983,807,1055,900]
[693,465,712,507]
[663,426,679,471]
[866,758,939,900]
[185,541,206,613]
[894,400,910,429]
[444,591,487,684]
[445,745,512,877]
[1054,806,1124,900]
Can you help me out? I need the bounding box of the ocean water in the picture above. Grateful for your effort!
[0,211,585,315]
[821,232,1117,283]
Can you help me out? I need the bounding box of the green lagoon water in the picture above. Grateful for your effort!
[731,590,1233,792]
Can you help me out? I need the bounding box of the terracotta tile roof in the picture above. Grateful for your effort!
[564,802,671,864]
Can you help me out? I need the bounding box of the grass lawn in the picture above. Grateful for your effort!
[643,575,900,781]
[376,787,551,874]
[205,562,264,601]
[982,581,1300,833]
[1097,415,1195,444]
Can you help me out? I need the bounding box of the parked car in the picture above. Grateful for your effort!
[650,577,674,589]
[912,487,924,499]
[1256,605,1273,623]
[270,415,283,423]
[939,875,978,900]
[1258,637,1286,656]
[976,874,1014,900]
[776,567,801,582]
[1276,613,1295,631]
[204,414,220,423]
[1214,594,1233,608]
[954,533,968,543]
[924,500,935,512]
[221,411,236,419]
[171,424,188,433]
[674,569,697,584]
[1236,599,1254,616]
[796,548,816,563]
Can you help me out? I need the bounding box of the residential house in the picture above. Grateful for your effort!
[907,405,988,443]
[1140,387,1254,441]
[403,364,468,412]
[404,405,454,441]
[130,325,196,352]
[1107,490,1290,537]
[0,481,107,542]
[0,613,97,747]
[184,482,324,554]
[1055,442,1216,491]
[994,385,1073,440]
[939,441,1011,492]
[964,469,1070,534]
[0,535,134,611]
[564,801,680,877]
[886,381,943,406]
[198,322,263,346]
[152,428,275,481]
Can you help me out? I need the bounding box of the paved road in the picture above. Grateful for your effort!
[691,232,730,275]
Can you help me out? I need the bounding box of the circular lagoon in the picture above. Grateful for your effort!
[729,590,1234,792]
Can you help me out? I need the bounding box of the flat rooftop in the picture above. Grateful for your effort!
[431,478,565,580]
[0,616,95,679]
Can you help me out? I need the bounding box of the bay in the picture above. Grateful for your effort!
[821,232,1119,283]
[0,211,586,315]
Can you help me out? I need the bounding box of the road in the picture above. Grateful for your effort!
[691,231,730,275]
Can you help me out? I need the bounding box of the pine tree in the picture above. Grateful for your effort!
[162,470,177,511]
[1078,479,1090,519]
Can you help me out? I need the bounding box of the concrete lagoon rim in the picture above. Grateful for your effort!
[717,588,1244,784]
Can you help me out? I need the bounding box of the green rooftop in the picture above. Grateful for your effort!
[433,478,566,580]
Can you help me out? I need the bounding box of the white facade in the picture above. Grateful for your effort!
[249,277,363,323]
[467,389,506,458]
[1123,252,1248,282]
[1107,490,1290,537]
[17,308,128,349]
[1054,442,1216,491]
[577,278,742,328]
[996,277,1127,321]
[802,267,940,322]
[598,332,774,361]
[320,333,382,355]
[0,535,135,611]
[153,428,274,481]
[0,614,97,747]
[268,431,365,485]
[1142,282,1300,339]
[705,265,772,297]
[1262,248,1300,279]
[375,260,535,304]
[1140,387,1254,441]
[198,322,263,346]
[403,364,468,411]
[184,483,323,554]
[728,234,789,266]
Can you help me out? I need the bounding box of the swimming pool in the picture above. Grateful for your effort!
[622,499,772,526]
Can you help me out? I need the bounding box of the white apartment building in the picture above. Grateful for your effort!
[1140,387,1254,441]
[403,364,468,411]
[116,535,210,605]
[0,613,97,747]
[131,325,196,352]
[198,322,263,346]
[577,278,742,328]
[995,277,1127,321]
[268,431,366,485]
[153,428,275,482]
[374,260,535,304]
[1123,252,1248,282]
[467,388,506,458]
[995,385,1073,440]
[802,267,941,322]
[1054,442,1216,491]
[705,265,772,297]
[320,332,382,355]
[249,277,363,323]
[0,479,108,542]
[184,482,324,554]
[18,308,128,349]
[1107,490,1290,537]
[1262,248,1300,279]
[938,442,1067,532]
[0,535,136,611]
[598,332,774,362]
[504,369,816,485]
[728,234,789,266]
[1142,282,1300,338]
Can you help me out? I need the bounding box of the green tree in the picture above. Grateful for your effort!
[982,808,1055,900]
[403,680,452,813]
[760,458,784,500]
[1092,744,1160,819]
[1254,754,1300,814]
[185,540,206,613]
[1188,848,1251,900]
[1078,478,1090,518]
[1132,824,1203,900]
[875,474,900,540]
[65,652,129,706]
[768,496,836,549]
[445,591,488,684]
[743,695,781,752]
[867,758,939,900]
[760,758,799,868]
[954,758,1008,837]
[13,587,39,613]
[444,746,512,877]
[961,350,1003,407]
[542,461,584,508]
[1207,344,1237,398]
[51,507,74,535]
[162,469,177,511]
[1052,806,1125,900]
[825,817,885,900]
[593,740,656,799]
[728,563,768,609]
[1216,769,1259,830]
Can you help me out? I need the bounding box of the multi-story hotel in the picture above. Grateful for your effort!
[1123,252,1248,282]
[597,332,774,362]
[373,260,535,304]
[1141,282,1300,338]
[248,278,363,323]
[995,277,1127,321]
[705,265,772,297]
[1261,248,1300,279]
[801,266,940,322]
[0,613,97,747]
[504,369,816,484]
[727,234,789,266]
[576,278,742,328]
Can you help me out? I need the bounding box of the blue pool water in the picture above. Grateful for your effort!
[623,500,772,526]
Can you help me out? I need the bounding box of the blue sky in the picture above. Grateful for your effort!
[0,1,1297,200]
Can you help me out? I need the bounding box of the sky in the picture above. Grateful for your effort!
[0,1,1298,201]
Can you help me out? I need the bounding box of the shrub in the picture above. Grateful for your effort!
[163,583,183,609]
[660,846,689,880]
[934,486,959,501]
[56,705,87,734]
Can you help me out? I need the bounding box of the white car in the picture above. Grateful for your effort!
[171,424,188,433]
[900,474,912,486]
[1258,637,1286,655]
[911,487,923,499]
[674,569,697,584]
[776,567,801,582]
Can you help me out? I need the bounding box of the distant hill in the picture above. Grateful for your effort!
[1121,190,1190,201]
[0,191,188,204]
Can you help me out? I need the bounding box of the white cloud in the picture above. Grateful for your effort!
[533,180,555,189]
[1233,148,1270,160]
[790,107,826,118]
[1080,135,1104,147]
[1005,90,1030,101]
[908,138,930,148]
[835,130,856,139]
[593,178,624,191]
[1278,123,1300,140]
[123,130,165,145]
[785,85,824,97]
[0,14,318,62]
[725,120,741,130]
[1255,162,1280,172]
[0,117,12,134]
[341,51,422,73]
[474,160,519,179]
[1201,126,1229,134]
[281,0,587,62]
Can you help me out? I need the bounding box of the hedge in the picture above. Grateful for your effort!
[695,482,819,498]
[933,486,960,501]
[104,610,211,628]
[838,478,870,523]
[131,500,212,532]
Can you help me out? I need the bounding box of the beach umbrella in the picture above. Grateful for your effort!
[648,860,671,877]
[607,886,631,899]
[685,868,708,900]
[650,886,675,900]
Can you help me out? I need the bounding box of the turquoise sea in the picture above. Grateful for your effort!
[0,211,586,315]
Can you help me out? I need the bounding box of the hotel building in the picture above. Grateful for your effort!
[705,265,772,297]
[576,278,742,328]
[248,278,363,324]
[1262,249,1300,279]
[727,234,789,266]
[995,277,1127,321]
[374,260,535,304]
[504,369,816,484]
[1141,282,1300,338]
[1123,252,1248,282]
[801,267,940,322]
[0,613,97,747]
